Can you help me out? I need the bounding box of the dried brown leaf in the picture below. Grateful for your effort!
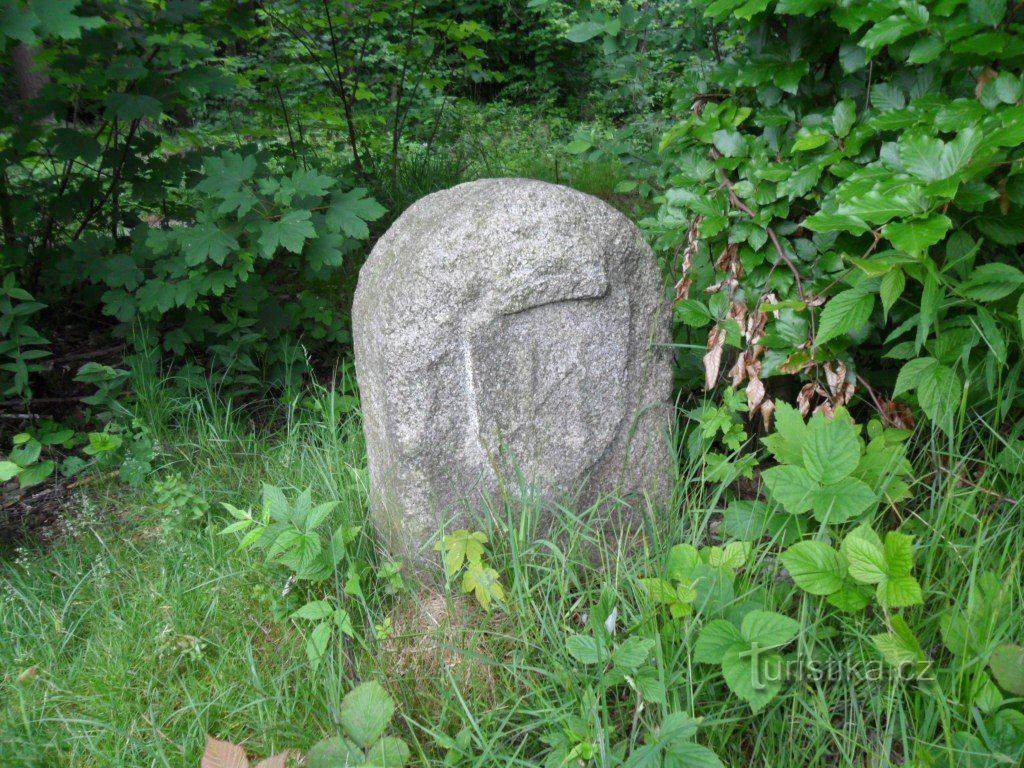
[703,325,726,390]
[746,376,766,413]
[202,736,249,768]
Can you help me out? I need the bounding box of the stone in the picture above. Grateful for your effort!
[352,178,674,569]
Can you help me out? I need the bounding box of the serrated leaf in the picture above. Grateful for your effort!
[181,223,237,267]
[326,188,385,239]
[613,637,655,671]
[989,644,1024,695]
[781,541,846,595]
[883,215,952,256]
[880,575,923,607]
[803,414,860,484]
[366,736,411,767]
[741,610,799,647]
[258,209,315,256]
[880,269,905,318]
[917,363,961,429]
[843,524,887,584]
[721,645,783,713]
[306,737,362,768]
[340,681,395,748]
[959,263,1024,302]
[763,465,817,515]
[816,290,875,345]
[694,620,743,664]
[812,476,876,523]
[566,634,607,665]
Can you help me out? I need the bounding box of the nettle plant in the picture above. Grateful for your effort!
[553,590,726,768]
[649,0,1024,433]
[222,484,363,670]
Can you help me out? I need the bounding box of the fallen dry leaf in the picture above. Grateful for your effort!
[202,736,249,768]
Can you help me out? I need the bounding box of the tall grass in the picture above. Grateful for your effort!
[1,379,1021,767]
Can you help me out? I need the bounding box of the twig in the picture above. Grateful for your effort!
[716,165,806,302]
[937,465,1019,506]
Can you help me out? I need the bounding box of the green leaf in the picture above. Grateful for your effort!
[883,215,952,256]
[989,644,1024,695]
[792,126,830,152]
[666,543,701,582]
[721,645,783,713]
[959,263,1024,302]
[31,0,104,39]
[694,620,743,664]
[763,465,816,515]
[18,460,54,488]
[566,634,607,665]
[893,357,936,397]
[103,93,163,121]
[291,600,334,621]
[712,129,746,157]
[762,402,808,465]
[326,188,386,239]
[781,541,847,595]
[842,524,887,584]
[816,290,874,345]
[880,575,924,608]
[880,269,905,318]
[0,461,20,483]
[462,562,504,611]
[565,21,605,42]
[305,620,332,670]
[917,363,961,428]
[827,585,873,612]
[883,532,915,577]
[435,529,487,576]
[258,209,315,256]
[181,223,237,267]
[871,83,906,112]
[741,610,799,647]
[10,438,41,467]
[832,99,857,138]
[366,737,411,767]
[802,414,860,484]
[340,681,395,748]
[907,35,944,63]
[306,737,363,768]
[872,615,925,667]
[968,0,1007,26]
[899,135,945,182]
[613,637,655,671]
[811,476,876,524]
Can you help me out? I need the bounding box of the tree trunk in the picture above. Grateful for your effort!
[11,44,49,103]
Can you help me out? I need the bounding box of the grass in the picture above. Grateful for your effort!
[1,376,1022,767]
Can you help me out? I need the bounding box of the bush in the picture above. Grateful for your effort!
[645,0,1024,435]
